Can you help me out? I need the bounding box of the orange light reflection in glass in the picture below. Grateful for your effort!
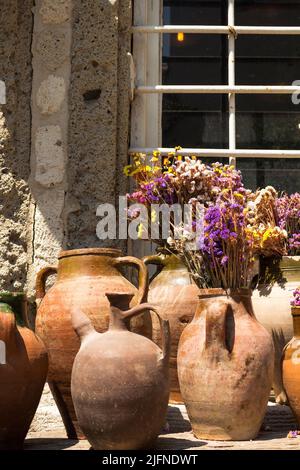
[177,32,185,42]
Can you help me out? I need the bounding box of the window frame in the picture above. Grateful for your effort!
[130,0,300,165]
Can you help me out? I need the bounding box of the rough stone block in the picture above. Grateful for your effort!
[0,0,33,292]
[33,187,65,272]
[36,31,69,71]
[35,125,65,187]
[37,75,66,115]
[40,0,71,24]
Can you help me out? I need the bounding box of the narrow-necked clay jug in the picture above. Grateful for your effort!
[71,292,170,450]
[282,306,300,425]
[143,253,199,403]
[0,293,48,449]
[178,288,274,441]
[252,256,300,404]
[35,248,150,439]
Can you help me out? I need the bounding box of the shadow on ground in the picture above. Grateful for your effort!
[156,436,206,450]
[166,406,192,433]
[24,438,79,450]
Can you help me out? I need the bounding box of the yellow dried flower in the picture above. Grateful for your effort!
[151,209,157,223]
[138,223,144,239]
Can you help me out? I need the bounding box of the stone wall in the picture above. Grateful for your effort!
[67,0,132,250]
[27,0,73,297]
[26,0,132,295]
[0,0,33,292]
[0,1,133,296]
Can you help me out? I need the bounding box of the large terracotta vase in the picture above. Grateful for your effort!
[143,254,199,403]
[252,255,300,404]
[35,248,150,439]
[178,288,274,441]
[71,292,170,450]
[282,306,300,425]
[0,293,48,449]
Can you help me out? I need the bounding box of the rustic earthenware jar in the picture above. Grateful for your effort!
[35,248,150,439]
[71,292,170,450]
[143,253,199,403]
[282,306,300,425]
[252,256,300,404]
[178,288,274,441]
[0,293,48,449]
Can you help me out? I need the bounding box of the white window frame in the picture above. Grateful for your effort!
[130,0,300,165]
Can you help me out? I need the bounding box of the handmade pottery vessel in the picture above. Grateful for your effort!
[35,248,150,439]
[0,293,48,449]
[71,292,170,450]
[252,256,300,403]
[178,288,274,441]
[282,306,300,425]
[143,253,199,403]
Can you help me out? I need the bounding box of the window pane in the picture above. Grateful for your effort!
[236,36,300,85]
[238,159,300,194]
[236,1,300,26]
[164,1,224,26]
[163,2,227,148]
[163,110,228,148]
[163,57,225,86]
[236,95,300,149]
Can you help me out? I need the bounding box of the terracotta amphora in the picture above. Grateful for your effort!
[35,248,150,439]
[178,288,274,441]
[252,256,300,404]
[0,293,48,449]
[71,292,170,450]
[282,306,300,425]
[143,254,199,403]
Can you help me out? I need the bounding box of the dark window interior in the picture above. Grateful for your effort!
[162,0,300,193]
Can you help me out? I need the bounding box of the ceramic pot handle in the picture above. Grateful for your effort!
[112,256,148,304]
[143,254,166,267]
[35,266,57,306]
[205,299,233,358]
[143,254,166,281]
[123,303,170,362]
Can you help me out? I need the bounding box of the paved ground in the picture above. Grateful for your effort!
[26,385,300,450]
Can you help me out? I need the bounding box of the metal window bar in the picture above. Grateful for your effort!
[130,0,300,165]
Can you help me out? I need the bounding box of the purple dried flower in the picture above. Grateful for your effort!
[291,288,300,306]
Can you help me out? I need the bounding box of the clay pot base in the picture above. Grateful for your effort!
[191,427,259,442]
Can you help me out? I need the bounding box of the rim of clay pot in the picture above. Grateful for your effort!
[58,248,123,259]
[291,306,300,316]
[280,255,300,268]
[198,287,252,299]
[105,292,135,304]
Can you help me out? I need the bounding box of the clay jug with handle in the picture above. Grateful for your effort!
[35,248,150,439]
[71,292,170,450]
[282,306,300,425]
[143,253,199,403]
[178,288,274,441]
[0,293,48,449]
[252,255,300,404]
